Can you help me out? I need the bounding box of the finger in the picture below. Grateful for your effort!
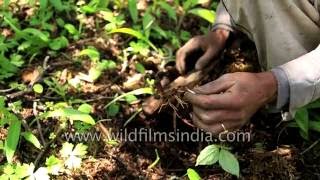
[176,37,201,74]
[192,113,239,135]
[193,106,237,124]
[194,74,235,95]
[195,49,217,70]
[184,92,236,110]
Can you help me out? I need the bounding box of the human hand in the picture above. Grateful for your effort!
[176,29,230,74]
[184,72,277,134]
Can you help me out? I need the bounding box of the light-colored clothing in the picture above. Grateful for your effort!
[213,0,320,117]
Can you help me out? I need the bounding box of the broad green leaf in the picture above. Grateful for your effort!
[196,144,220,166]
[128,0,138,23]
[125,94,138,104]
[47,108,95,125]
[158,2,177,22]
[105,87,153,108]
[79,48,100,62]
[88,67,102,81]
[109,28,157,51]
[5,118,21,163]
[187,168,201,180]
[188,8,216,23]
[295,108,309,136]
[107,103,120,117]
[72,143,88,156]
[64,24,78,35]
[135,62,145,73]
[78,104,93,114]
[22,132,42,149]
[81,5,97,13]
[49,36,69,50]
[14,163,29,178]
[45,155,63,175]
[33,84,44,94]
[218,149,240,177]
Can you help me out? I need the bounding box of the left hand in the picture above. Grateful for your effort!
[184,72,277,134]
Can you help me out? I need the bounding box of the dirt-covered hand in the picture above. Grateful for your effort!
[184,72,277,134]
[176,29,230,74]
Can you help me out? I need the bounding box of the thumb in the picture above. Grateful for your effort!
[194,75,235,95]
[195,49,217,70]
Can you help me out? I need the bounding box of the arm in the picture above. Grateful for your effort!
[271,45,320,116]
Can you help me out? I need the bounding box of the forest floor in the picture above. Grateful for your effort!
[1,0,320,179]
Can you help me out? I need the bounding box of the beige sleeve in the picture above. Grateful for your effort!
[211,2,234,32]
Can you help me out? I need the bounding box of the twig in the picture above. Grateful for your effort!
[34,127,63,168]
[33,101,46,146]
[0,88,14,93]
[301,140,320,155]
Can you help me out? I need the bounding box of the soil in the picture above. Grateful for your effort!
[1,2,320,179]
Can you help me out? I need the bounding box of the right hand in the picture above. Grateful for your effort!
[176,29,230,74]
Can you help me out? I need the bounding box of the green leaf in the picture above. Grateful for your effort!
[60,142,74,157]
[60,142,87,169]
[218,149,240,177]
[107,103,120,117]
[158,2,177,22]
[310,121,320,133]
[45,155,63,175]
[49,36,69,50]
[79,48,100,62]
[109,28,157,51]
[196,144,220,166]
[128,0,138,23]
[22,28,49,42]
[187,168,201,180]
[135,62,145,73]
[125,94,138,104]
[49,0,64,11]
[39,0,48,11]
[295,108,309,137]
[47,108,96,125]
[5,118,21,163]
[188,8,216,23]
[33,84,44,94]
[183,0,210,10]
[72,143,88,156]
[143,12,155,32]
[0,140,3,150]
[64,24,78,35]
[22,132,42,149]
[78,104,93,114]
[105,87,153,108]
